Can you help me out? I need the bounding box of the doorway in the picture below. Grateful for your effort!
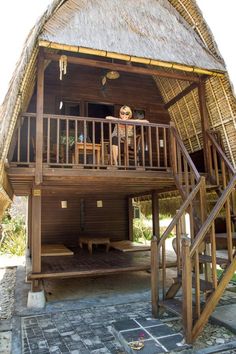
[87,102,114,142]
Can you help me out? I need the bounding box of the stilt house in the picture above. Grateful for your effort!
[0,0,236,342]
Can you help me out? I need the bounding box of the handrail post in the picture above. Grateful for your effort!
[170,122,177,175]
[151,235,159,317]
[182,237,192,343]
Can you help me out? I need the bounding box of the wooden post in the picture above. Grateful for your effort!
[128,197,133,241]
[198,78,210,174]
[31,186,42,290]
[27,194,32,256]
[182,237,192,343]
[152,191,160,240]
[151,235,158,317]
[35,48,45,185]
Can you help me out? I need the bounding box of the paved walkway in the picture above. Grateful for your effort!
[1,258,236,353]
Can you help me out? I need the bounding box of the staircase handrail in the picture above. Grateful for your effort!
[190,174,236,257]
[206,130,236,175]
[170,124,201,182]
[157,178,204,252]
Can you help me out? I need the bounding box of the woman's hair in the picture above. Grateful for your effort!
[120,105,132,118]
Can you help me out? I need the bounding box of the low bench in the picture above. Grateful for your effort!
[79,236,110,255]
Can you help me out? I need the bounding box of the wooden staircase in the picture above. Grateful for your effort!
[151,126,236,343]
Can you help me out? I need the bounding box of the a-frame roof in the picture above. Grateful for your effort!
[0,0,236,217]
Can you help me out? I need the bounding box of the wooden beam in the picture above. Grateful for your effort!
[44,52,201,83]
[35,48,45,185]
[31,186,42,275]
[198,78,210,174]
[152,191,160,240]
[165,76,208,110]
[165,82,199,110]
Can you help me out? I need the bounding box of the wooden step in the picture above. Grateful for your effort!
[206,184,220,191]
[159,298,182,316]
[192,275,213,292]
[172,275,213,292]
[198,254,229,267]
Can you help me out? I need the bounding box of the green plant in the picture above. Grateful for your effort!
[0,215,26,256]
[133,217,152,243]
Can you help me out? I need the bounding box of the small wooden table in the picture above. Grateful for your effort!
[74,143,101,165]
[79,236,110,255]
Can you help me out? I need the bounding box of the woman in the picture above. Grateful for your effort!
[106,105,148,165]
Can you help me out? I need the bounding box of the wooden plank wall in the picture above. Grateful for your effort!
[41,194,128,245]
[28,62,170,124]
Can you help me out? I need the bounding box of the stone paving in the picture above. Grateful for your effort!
[22,301,180,354]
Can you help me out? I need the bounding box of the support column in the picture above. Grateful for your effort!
[198,78,210,174]
[35,48,45,185]
[128,197,133,241]
[152,191,160,239]
[31,186,42,278]
[27,194,32,256]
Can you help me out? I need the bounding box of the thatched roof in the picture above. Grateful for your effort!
[0,0,236,216]
[39,0,224,72]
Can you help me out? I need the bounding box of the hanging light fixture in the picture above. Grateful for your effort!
[101,58,120,86]
[106,70,120,80]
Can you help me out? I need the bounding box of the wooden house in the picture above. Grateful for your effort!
[0,0,236,342]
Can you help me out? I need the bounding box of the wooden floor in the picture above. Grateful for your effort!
[29,248,151,280]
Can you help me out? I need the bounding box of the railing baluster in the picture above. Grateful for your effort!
[66,119,69,164]
[184,159,189,194]
[133,125,137,167]
[163,128,167,167]
[92,120,95,165]
[109,122,112,165]
[47,117,50,163]
[210,223,217,288]
[148,126,152,167]
[141,125,145,167]
[84,120,87,165]
[182,238,192,343]
[225,195,233,261]
[56,118,60,163]
[101,121,104,165]
[156,126,160,167]
[125,125,129,167]
[194,251,201,319]
[176,221,181,275]
[75,119,78,164]
[213,147,219,185]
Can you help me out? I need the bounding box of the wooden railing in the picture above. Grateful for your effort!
[206,129,235,187]
[187,174,236,342]
[151,177,205,317]
[152,127,236,343]
[11,113,171,170]
[170,123,201,198]
[151,124,207,318]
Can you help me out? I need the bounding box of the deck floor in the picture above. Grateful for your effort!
[39,248,151,279]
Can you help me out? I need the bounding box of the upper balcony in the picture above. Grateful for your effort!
[10,113,171,172]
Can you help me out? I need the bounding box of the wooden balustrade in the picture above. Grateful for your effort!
[206,130,235,186]
[151,126,236,343]
[11,113,171,170]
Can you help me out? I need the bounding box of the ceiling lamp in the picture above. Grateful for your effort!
[106,70,120,80]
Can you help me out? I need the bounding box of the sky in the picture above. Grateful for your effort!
[0,0,235,105]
